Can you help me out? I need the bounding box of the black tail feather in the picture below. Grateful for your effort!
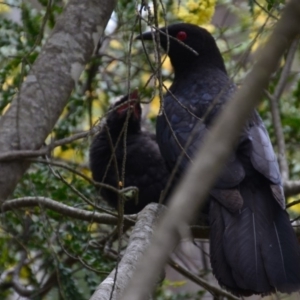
[209,180,300,296]
[261,210,300,293]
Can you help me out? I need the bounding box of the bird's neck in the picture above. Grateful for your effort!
[172,53,227,80]
[106,120,140,140]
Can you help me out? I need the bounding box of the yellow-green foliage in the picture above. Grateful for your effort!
[174,0,216,25]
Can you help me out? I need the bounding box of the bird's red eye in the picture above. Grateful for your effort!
[176,31,187,41]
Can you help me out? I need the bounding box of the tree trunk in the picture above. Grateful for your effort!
[0,0,117,202]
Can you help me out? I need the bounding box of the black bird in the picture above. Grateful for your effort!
[89,91,169,214]
[138,23,300,296]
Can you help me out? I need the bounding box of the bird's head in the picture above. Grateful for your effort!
[137,23,226,75]
[106,90,141,134]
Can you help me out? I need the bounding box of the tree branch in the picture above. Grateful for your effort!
[0,125,102,162]
[0,0,117,202]
[1,197,136,226]
[12,251,33,297]
[89,203,164,300]
[284,180,300,198]
[267,37,299,181]
[121,1,300,299]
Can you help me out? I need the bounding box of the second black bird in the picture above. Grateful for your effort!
[89,91,169,214]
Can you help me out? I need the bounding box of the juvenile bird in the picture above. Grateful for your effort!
[138,23,300,296]
[89,91,169,214]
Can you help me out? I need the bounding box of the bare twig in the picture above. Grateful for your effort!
[31,158,138,200]
[286,198,300,209]
[253,0,279,20]
[0,1,20,8]
[11,217,34,297]
[168,259,239,300]
[12,251,33,297]
[0,129,95,162]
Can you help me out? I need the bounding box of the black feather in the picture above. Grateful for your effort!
[89,91,169,214]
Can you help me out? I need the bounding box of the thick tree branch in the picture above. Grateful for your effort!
[122,1,300,299]
[1,196,136,226]
[0,0,117,202]
[89,203,164,300]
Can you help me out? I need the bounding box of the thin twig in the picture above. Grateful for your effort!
[30,158,139,200]
[12,251,34,297]
[286,198,300,209]
[253,0,279,20]
[168,259,239,300]
[0,128,95,162]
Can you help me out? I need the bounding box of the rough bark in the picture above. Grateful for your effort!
[121,1,300,299]
[89,203,164,300]
[0,0,117,202]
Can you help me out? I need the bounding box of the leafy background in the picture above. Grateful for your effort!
[0,0,299,299]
